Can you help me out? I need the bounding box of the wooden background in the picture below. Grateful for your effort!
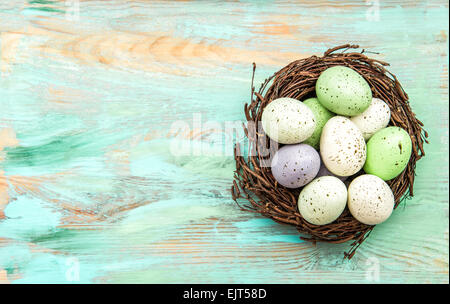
[0,0,448,283]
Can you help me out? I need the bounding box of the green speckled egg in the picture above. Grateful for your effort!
[363,127,412,181]
[303,97,335,149]
[316,66,372,116]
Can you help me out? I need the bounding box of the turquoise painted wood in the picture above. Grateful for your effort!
[0,0,448,283]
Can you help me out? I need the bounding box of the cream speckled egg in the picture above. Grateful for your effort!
[261,97,316,144]
[298,176,347,225]
[320,116,366,176]
[350,98,391,140]
[348,174,395,225]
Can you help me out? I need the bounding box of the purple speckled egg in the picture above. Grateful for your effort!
[316,160,348,182]
[271,143,320,188]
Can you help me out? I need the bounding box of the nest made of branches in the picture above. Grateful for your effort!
[230,44,428,259]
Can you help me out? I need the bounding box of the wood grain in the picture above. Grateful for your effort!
[0,0,448,283]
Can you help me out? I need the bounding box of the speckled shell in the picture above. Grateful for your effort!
[303,97,335,149]
[363,126,412,181]
[261,97,316,144]
[350,98,391,140]
[271,144,320,188]
[298,176,347,225]
[348,174,395,225]
[316,66,372,116]
[320,116,366,177]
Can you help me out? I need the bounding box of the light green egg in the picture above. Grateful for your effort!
[363,126,412,181]
[303,97,335,149]
[316,66,372,116]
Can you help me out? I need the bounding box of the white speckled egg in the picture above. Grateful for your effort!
[261,97,316,144]
[298,176,347,225]
[350,98,391,140]
[348,174,395,225]
[320,116,366,177]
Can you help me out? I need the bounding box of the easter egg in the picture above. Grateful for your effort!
[348,174,395,225]
[316,66,372,116]
[261,97,316,144]
[303,97,335,149]
[320,116,366,176]
[350,98,391,140]
[363,126,412,180]
[298,176,347,225]
[271,143,320,188]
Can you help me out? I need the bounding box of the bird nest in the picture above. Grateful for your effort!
[230,44,428,259]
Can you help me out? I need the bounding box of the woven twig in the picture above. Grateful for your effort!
[230,44,428,259]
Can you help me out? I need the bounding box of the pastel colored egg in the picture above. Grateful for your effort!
[316,66,372,116]
[303,97,335,149]
[320,116,367,177]
[261,97,316,144]
[350,98,391,140]
[298,176,347,225]
[363,126,412,180]
[271,143,320,188]
[348,174,395,225]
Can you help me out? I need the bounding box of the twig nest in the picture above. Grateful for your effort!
[231,44,427,259]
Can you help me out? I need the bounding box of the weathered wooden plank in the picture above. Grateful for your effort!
[0,0,448,283]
